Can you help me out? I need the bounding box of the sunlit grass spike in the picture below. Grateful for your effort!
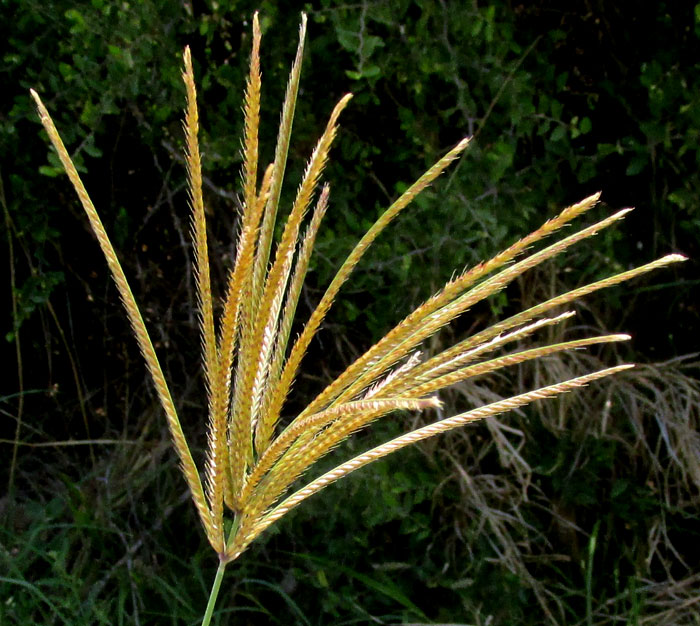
[32,12,686,626]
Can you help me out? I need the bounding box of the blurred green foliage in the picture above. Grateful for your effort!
[3,0,696,348]
[2,0,698,624]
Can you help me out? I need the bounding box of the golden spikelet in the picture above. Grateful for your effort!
[251,13,308,314]
[405,311,577,386]
[243,94,352,454]
[235,364,635,561]
[255,184,332,453]
[32,11,686,622]
[182,46,227,554]
[30,89,216,549]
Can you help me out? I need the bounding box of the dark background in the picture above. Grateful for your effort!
[2,1,698,624]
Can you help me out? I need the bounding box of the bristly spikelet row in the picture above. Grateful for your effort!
[32,9,685,581]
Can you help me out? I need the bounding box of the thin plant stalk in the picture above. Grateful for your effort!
[202,560,227,626]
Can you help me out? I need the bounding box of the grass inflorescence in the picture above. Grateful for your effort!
[30,12,686,624]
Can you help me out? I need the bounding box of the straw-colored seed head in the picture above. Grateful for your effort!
[32,13,687,574]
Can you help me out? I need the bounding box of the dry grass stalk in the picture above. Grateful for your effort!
[31,11,685,623]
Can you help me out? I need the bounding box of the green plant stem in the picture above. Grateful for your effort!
[1,171,24,500]
[202,559,227,626]
[585,520,600,626]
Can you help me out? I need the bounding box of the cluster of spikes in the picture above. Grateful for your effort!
[31,13,685,566]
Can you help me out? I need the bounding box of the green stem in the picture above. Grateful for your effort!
[585,520,600,626]
[202,559,227,626]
